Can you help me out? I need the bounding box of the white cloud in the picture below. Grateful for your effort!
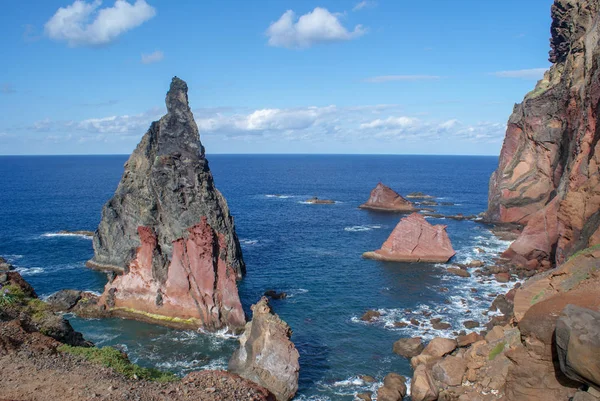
[491,68,547,79]
[141,50,164,64]
[44,0,156,47]
[359,116,418,129]
[198,106,337,135]
[363,75,441,83]
[266,7,366,49]
[352,1,376,11]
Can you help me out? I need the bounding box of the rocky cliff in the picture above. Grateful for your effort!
[486,0,600,268]
[88,77,245,278]
[91,77,246,331]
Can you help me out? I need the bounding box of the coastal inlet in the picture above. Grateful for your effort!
[0,154,506,400]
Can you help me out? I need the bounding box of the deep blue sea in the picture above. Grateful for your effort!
[0,155,512,400]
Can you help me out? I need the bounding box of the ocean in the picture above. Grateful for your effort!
[0,154,511,400]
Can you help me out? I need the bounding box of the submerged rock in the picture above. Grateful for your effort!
[359,183,416,213]
[0,257,14,273]
[393,337,424,358]
[87,76,245,278]
[305,197,335,204]
[229,297,299,401]
[363,213,455,263]
[93,77,246,331]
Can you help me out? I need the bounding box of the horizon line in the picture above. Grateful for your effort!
[0,152,500,157]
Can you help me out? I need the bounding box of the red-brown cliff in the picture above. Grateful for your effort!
[100,218,245,331]
[487,0,600,268]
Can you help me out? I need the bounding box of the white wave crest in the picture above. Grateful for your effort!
[344,225,382,232]
[41,232,93,240]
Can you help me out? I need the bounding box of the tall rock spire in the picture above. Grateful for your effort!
[89,77,246,330]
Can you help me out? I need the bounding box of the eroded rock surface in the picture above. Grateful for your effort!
[363,213,455,263]
[359,183,416,212]
[486,0,600,268]
[229,297,299,401]
[100,219,245,331]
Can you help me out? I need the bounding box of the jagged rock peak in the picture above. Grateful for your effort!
[88,76,245,279]
[166,76,190,113]
[549,0,599,63]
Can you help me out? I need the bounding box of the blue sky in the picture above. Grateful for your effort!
[0,0,553,155]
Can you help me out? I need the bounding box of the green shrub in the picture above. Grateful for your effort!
[567,244,600,262]
[0,284,29,307]
[57,345,178,382]
[489,341,506,360]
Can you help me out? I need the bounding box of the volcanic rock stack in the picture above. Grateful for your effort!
[91,77,246,331]
[359,182,416,212]
[486,0,600,269]
[363,213,455,263]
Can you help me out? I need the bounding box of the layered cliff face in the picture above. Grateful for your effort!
[88,77,245,278]
[100,218,246,331]
[487,0,600,267]
[92,77,246,331]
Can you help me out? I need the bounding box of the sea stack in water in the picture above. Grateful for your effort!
[359,183,416,212]
[229,297,300,401]
[93,77,245,331]
[363,213,455,263]
[486,0,600,269]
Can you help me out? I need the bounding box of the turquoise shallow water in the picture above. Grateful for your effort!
[0,154,511,400]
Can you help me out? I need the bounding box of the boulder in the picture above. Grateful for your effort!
[46,290,82,312]
[264,290,287,300]
[555,305,600,389]
[406,192,435,199]
[363,213,455,263]
[376,373,407,401]
[411,364,438,401]
[93,78,246,332]
[87,76,245,279]
[0,257,13,272]
[305,197,335,204]
[447,267,471,278]
[361,310,381,321]
[422,337,457,358]
[393,337,424,358]
[457,332,483,347]
[229,297,299,401]
[431,356,467,387]
[463,320,480,329]
[359,183,416,213]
